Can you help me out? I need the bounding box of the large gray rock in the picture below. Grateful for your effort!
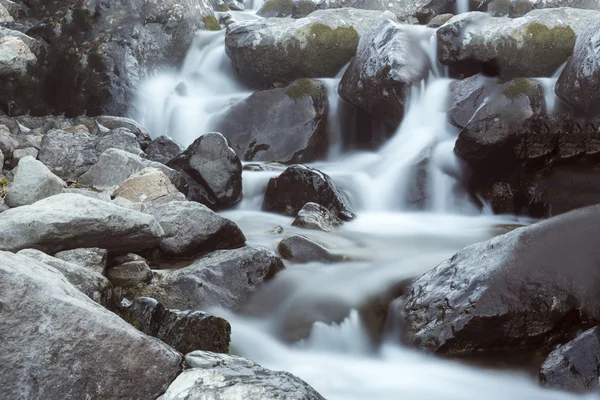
[216,79,328,164]
[167,132,243,209]
[113,167,186,212]
[0,251,182,399]
[5,156,66,207]
[448,74,496,129]
[556,21,600,116]
[78,148,146,190]
[54,248,108,275]
[403,205,600,355]
[38,129,99,181]
[133,246,285,310]
[278,235,344,263]
[225,8,395,87]
[96,128,144,157]
[540,326,600,392]
[95,116,152,150]
[0,193,164,253]
[152,201,246,259]
[339,20,431,129]
[163,351,325,400]
[106,260,153,288]
[145,135,184,164]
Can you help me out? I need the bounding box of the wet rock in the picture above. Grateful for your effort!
[292,202,342,231]
[78,149,146,190]
[339,20,431,130]
[278,235,344,263]
[292,0,324,18]
[133,246,284,310]
[0,193,164,253]
[225,8,395,87]
[556,21,600,116]
[216,79,328,164]
[509,0,533,17]
[106,260,153,288]
[263,164,355,221]
[152,201,246,259]
[5,156,66,207]
[123,297,231,354]
[38,129,99,181]
[145,135,184,164]
[54,248,108,275]
[258,0,293,17]
[403,205,600,355]
[167,132,243,209]
[448,74,496,129]
[163,351,325,400]
[532,0,600,11]
[113,167,186,212]
[427,13,453,28]
[0,251,182,399]
[9,146,37,168]
[96,128,144,157]
[540,326,600,392]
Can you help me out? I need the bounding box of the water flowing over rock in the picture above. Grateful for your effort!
[278,235,344,263]
[225,8,395,88]
[216,79,328,163]
[339,20,431,129]
[292,202,342,231]
[4,156,66,207]
[163,351,325,400]
[0,251,182,400]
[0,193,164,253]
[556,21,600,116]
[403,205,600,355]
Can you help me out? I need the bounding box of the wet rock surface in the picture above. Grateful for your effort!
[278,235,344,263]
[292,202,342,231]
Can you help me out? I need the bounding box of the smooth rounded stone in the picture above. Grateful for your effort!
[257,0,293,17]
[38,129,99,181]
[216,79,328,164]
[163,351,325,400]
[17,248,114,307]
[122,297,231,354]
[339,20,431,130]
[263,164,355,221]
[9,146,37,168]
[132,246,285,310]
[225,8,395,88]
[556,21,600,116]
[0,251,182,400]
[54,248,108,275]
[5,156,66,207]
[448,74,496,129]
[78,148,146,190]
[0,193,164,254]
[113,167,186,212]
[152,201,246,259]
[437,8,600,79]
[403,205,600,355]
[278,235,344,263]
[292,202,342,231]
[106,260,153,288]
[167,132,242,209]
[145,135,184,164]
[426,13,453,27]
[540,326,600,392]
[96,128,144,157]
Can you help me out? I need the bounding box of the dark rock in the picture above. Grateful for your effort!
[167,132,243,209]
[258,0,293,17]
[107,260,153,288]
[278,235,344,263]
[145,135,184,164]
[509,0,533,17]
[426,13,453,27]
[292,202,342,231]
[216,79,328,164]
[448,74,496,129]
[263,164,355,220]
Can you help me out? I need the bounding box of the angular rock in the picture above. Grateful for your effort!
[9,146,37,168]
[78,149,146,190]
[54,248,108,275]
[263,164,355,220]
[133,246,284,310]
[96,128,144,157]
[216,79,328,163]
[145,135,184,164]
[0,193,164,253]
[258,0,293,17]
[113,167,186,212]
[106,260,153,288]
[448,74,496,129]
[5,156,66,207]
[167,132,242,209]
[278,235,344,263]
[152,201,246,259]
[292,202,342,231]
[0,125,17,160]
[540,326,600,392]
[95,116,152,150]
[38,129,98,181]
[403,205,600,355]
[163,351,325,400]
[0,251,182,400]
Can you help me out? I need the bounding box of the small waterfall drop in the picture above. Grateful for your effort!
[457,0,470,14]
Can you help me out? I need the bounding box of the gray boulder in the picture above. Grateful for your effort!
[448,74,496,129]
[54,248,108,275]
[96,128,144,157]
[216,79,328,164]
[5,156,66,207]
[78,149,146,190]
[278,235,344,263]
[145,135,184,164]
[533,0,600,10]
[0,193,164,253]
[9,146,37,168]
[38,129,98,181]
[95,116,152,150]
[0,251,182,399]
[106,260,153,288]
[258,0,293,17]
[113,167,186,212]
[292,202,342,231]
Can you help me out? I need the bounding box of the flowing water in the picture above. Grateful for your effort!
[133,9,596,400]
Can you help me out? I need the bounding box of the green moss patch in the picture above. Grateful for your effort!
[203,15,221,31]
[502,78,540,101]
[285,78,322,102]
[524,22,575,49]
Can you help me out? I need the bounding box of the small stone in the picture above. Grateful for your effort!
[106,260,153,288]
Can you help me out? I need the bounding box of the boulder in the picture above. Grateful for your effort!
[162,351,325,400]
[556,21,600,116]
[5,156,66,207]
[225,8,395,87]
[403,205,600,355]
[167,132,243,209]
[0,193,164,253]
[152,201,246,259]
[78,149,146,190]
[9,146,37,168]
[447,74,496,129]
[216,79,328,164]
[292,202,342,231]
[339,20,431,129]
[132,246,285,310]
[145,135,184,164]
[0,251,182,399]
[122,297,231,354]
[263,164,355,220]
[0,125,17,160]
[540,326,600,392]
[95,116,152,150]
[278,235,344,263]
[532,0,600,11]
[258,0,293,17]
[54,248,108,275]
[38,129,99,181]
[96,128,144,157]
[106,260,153,288]
[113,167,186,212]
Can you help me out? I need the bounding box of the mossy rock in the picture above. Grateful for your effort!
[257,0,293,17]
[203,15,221,31]
[284,78,323,102]
[501,78,541,102]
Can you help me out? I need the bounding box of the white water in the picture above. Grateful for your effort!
[133,10,596,400]
[456,0,470,14]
